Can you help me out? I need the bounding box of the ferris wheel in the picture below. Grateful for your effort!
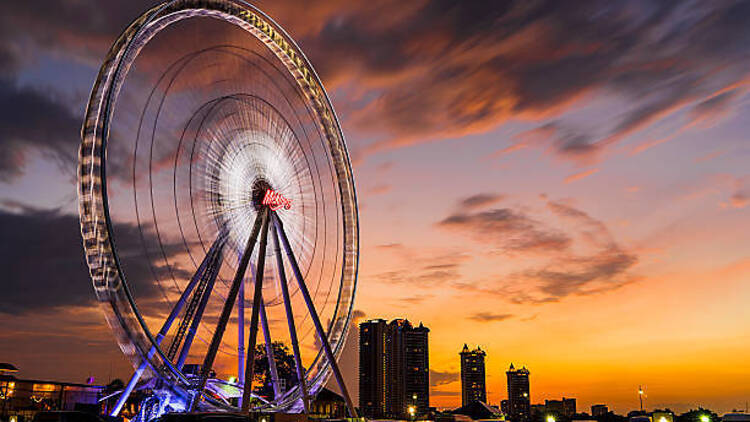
[78,0,358,418]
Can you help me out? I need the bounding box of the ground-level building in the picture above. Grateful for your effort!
[309,388,346,419]
[1,374,103,422]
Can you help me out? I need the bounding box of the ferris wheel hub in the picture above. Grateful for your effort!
[251,178,272,210]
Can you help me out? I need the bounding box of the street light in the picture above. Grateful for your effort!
[638,386,644,412]
[700,415,710,422]
[547,415,556,422]
[408,405,417,421]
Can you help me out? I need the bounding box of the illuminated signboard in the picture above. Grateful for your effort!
[262,189,292,211]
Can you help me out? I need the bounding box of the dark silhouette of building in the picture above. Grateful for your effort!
[405,321,430,417]
[531,403,547,419]
[506,363,530,421]
[359,319,387,418]
[388,319,430,419]
[545,398,576,417]
[359,319,429,419]
[592,404,609,417]
[310,387,347,419]
[451,401,503,420]
[460,344,487,406]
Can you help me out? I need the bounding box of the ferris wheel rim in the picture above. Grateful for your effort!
[78,0,359,412]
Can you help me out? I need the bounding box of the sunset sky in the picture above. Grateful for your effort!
[1,0,749,415]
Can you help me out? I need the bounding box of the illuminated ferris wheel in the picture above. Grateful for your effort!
[78,0,358,418]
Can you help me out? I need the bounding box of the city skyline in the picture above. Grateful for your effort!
[1,0,749,417]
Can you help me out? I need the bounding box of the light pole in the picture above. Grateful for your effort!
[638,386,644,412]
[408,405,416,421]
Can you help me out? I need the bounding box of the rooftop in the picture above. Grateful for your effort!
[0,363,19,372]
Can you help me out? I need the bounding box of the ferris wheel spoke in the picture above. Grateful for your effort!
[259,299,282,400]
[191,212,264,410]
[271,217,310,414]
[272,213,358,418]
[241,207,271,411]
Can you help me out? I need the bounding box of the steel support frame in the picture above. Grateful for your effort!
[191,212,264,410]
[270,224,310,413]
[131,206,356,416]
[272,212,358,418]
[110,235,225,416]
[241,208,271,410]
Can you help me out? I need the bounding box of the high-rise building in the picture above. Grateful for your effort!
[405,321,430,418]
[359,319,387,418]
[387,319,430,418]
[506,363,530,421]
[545,398,576,417]
[359,318,430,419]
[460,344,487,406]
[591,404,609,417]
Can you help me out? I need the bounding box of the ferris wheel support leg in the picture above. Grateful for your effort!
[271,220,310,414]
[272,213,359,418]
[238,268,245,386]
[259,299,282,400]
[190,214,264,411]
[241,208,271,412]
[110,235,224,417]
[176,247,224,370]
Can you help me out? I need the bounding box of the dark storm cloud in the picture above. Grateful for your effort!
[3,0,748,173]
[429,369,458,387]
[0,78,80,181]
[468,312,514,322]
[0,1,156,52]
[498,121,601,164]
[0,205,184,314]
[430,390,460,397]
[459,193,505,210]
[396,294,435,305]
[726,176,750,209]
[374,253,469,287]
[288,0,749,158]
[439,196,638,303]
[437,208,571,253]
[0,0,156,181]
[0,307,131,381]
[524,249,637,299]
[689,88,743,126]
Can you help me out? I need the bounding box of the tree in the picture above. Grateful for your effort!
[105,378,125,393]
[251,341,299,399]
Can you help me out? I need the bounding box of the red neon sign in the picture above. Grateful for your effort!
[262,189,292,211]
